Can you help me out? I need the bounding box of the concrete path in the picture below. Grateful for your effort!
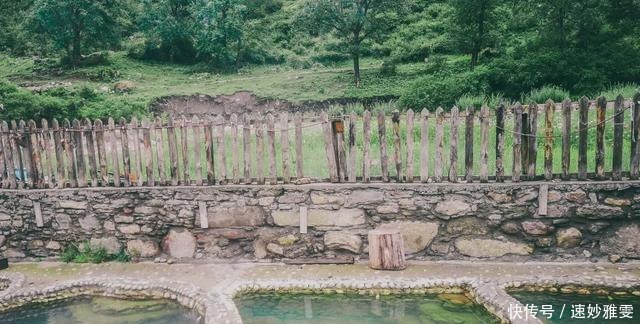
[1,261,640,323]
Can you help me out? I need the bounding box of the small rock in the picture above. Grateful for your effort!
[609,254,621,263]
[583,250,592,258]
[154,257,167,263]
[604,197,631,207]
[556,227,582,248]
[500,222,520,234]
[266,243,285,256]
[434,199,471,218]
[277,234,298,246]
[324,231,362,254]
[522,221,554,236]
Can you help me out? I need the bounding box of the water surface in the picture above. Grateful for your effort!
[235,292,499,323]
[0,296,201,324]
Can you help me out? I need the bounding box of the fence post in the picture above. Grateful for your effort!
[95,119,109,186]
[479,105,489,183]
[435,107,444,182]
[216,115,228,185]
[280,112,291,184]
[465,106,474,182]
[377,110,389,182]
[179,117,190,185]
[63,119,76,187]
[544,100,554,180]
[406,109,414,183]
[578,97,589,180]
[28,120,43,188]
[166,117,178,186]
[231,113,241,184]
[191,116,202,185]
[527,103,538,180]
[266,113,277,184]
[449,106,459,183]
[321,112,338,182]
[2,122,16,188]
[632,92,640,179]
[512,103,522,182]
[72,119,86,187]
[51,119,64,188]
[561,99,572,180]
[521,107,529,175]
[612,95,624,180]
[362,110,371,182]
[110,118,122,187]
[242,113,252,183]
[495,104,505,182]
[333,117,347,182]
[41,119,54,188]
[204,117,215,185]
[256,114,265,184]
[83,118,98,187]
[348,112,357,182]
[392,110,402,182]
[294,112,303,180]
[420,109,429,183]
[595,96,606,179]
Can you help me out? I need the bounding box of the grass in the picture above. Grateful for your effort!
[61,242,130,263]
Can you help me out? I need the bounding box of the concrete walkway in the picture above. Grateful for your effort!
[1,261,640,323]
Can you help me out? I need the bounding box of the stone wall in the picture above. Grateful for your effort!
[0,181,638,262]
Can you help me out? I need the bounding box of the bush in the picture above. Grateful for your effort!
[455,93,508,110]
[379,60,397,76]
[0,81,79,121]
[60,242,130,264]
[598,83,640,100]
[522,85,570,104]
[398,67,490,110]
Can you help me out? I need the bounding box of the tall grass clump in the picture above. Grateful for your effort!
[522,85,570,103]
[598,83,640,100]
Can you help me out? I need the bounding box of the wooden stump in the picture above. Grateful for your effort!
[368,230,406,271]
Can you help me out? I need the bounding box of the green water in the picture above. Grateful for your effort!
[510,292,639,323]
[0,296,202,324]
[235,292,500,324]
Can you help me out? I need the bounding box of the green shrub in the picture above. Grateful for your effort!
[398,68,490,110]
[598,83,640,100]
[455,93,508,110]
[379,60,397,76]
[60,241,130,264]
[522,85,570,103]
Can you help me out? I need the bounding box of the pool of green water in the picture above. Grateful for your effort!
[510,291,639,323]
[0,296,202,324]
[235,292,499,323]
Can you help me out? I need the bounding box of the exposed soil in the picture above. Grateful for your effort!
[149,91,397,119]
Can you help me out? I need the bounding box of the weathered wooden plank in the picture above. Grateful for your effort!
[71,119,86,187]
[377,110,389,182]
[612,95,624,180]
[166,118,179,186]
[266,113,277,184]
[179,117,190,185]
[204,117,215,184]
[242,113,251,182]
[420,109,429,183]
[632,93,640,179]
[362,110,371,182]
[321,112,338,182]
[28,120,43,188]
[527,102,538,180]
[132,117,144,186]
[215,115,228,184]
[141,118,154,186]
[11,121,24,189]
[51,119,64,188]
[279,112,290,184]
[83,119,98,187]
[294,112,303,180]
[63,119,76,187]
[40,119,54,188]
[392,110,402,182]
[108,118,121,187]
[0,123,6,188]
[348,112,357,182]
[15,121,28,189]
[544,100,554,180]
[578,97,589,180]
[449,106,459,183]
[521,109,529,173]
[230,113,240,184]
[94,119,109,186]
[595,96,606,179]
[1,121,16,188]
[512,103,523,182]
[334,118,347,182]
[495,104,505,182]
[479,105,489,183]
[405,109,414,183]
[561,99,572,180]
[119,118,131,186]
[153,117,165,185]
[464,106,474,182]
[434,107,444,182]
[191,116,202,186]
[255,115,265,184]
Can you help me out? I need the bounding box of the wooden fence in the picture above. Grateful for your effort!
[0,94,638,189]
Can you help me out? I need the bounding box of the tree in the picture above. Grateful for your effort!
[451,0,499,69]
[138,0,197,63]
[30,0,125,66]
[301,0,407,87]
[193,0,248,70]
[0,0,33,53]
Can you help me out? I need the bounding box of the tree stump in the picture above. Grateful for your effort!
[368,230,406,270]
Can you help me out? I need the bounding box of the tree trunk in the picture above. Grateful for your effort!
[352,32,361,87]
[368,230,406,270]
